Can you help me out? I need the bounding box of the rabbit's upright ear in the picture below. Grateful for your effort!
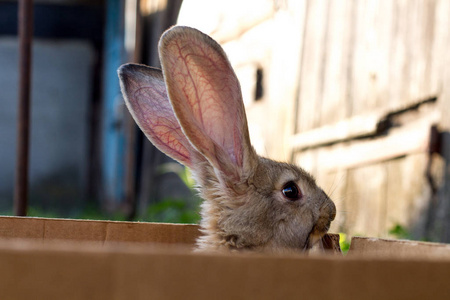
[159,26,258,183]
[118,64,196,168]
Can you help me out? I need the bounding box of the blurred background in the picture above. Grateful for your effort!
[1,0,450,244]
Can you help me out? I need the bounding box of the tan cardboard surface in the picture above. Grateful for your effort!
[0,239,449,300]
[350,236,450,258]
[1,216,450,300]
[0,216,340,250]
[0,216,200,245]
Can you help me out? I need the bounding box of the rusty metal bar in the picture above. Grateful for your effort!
[14,0,34,216]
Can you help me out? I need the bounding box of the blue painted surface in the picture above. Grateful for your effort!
[102,0,125,203]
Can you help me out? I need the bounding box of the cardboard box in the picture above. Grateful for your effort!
[0,216,449,300]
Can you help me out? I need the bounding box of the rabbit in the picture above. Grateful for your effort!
[118,26,336,253]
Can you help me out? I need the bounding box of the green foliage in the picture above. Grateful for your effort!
[149,163,200,224]
[158,163,196,190]
[142,198,201,224]
[177,166,196,191]
[27,207,60,219]
[78,204,127,221]
[339,233,351,254]
[388,223,411,240]
[1,205,126,221]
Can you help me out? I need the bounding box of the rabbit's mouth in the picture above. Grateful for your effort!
[306,232,340,253]
[305,228,327,250]
[305,222,332,252]
[305,214,334,250]
[306,197,336,250]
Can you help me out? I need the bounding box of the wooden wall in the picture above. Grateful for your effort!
[291,0,448,241]
[292,0,449,241]
[178,0,450,242]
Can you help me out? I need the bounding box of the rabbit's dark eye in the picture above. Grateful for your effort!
[282,182,301,201]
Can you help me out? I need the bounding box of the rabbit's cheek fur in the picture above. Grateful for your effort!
[272,214,314,250]
[268,195,319,250]
[190,161,268,251]
[251,159,336,251]
[219,197,275,249]
[195,197,275,251]
[193,156,336,252]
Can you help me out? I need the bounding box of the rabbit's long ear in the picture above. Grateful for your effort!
[118,64,196,168]
[159,26,258,182]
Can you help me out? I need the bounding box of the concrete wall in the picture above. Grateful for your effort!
[0,38,94,214]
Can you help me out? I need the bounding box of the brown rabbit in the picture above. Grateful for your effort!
[118,26,336,253]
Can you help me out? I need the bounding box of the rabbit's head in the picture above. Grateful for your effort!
[118,26,336,253]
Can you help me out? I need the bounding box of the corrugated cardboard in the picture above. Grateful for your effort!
[0,216,200,245]
[0,216,449,300]
[350,236,450,258]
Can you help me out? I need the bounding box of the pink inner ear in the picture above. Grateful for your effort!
[119,65,195,168]
[161,29,249,173]
[132,86,193,167]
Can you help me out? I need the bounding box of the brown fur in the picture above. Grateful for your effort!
[118,26,336,253]
[192,153,335,253]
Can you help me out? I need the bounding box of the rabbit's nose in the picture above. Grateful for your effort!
[310,202,336,236]
[320,191,336,220]
[328,201,336,221]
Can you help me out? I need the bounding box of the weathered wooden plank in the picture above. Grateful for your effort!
[430,0,449,92]
[405,0,436,104]
[177,0,275,43]
[385,154,430,238]
[268,1,309,160]
[319,0,352,126]
[345,164,387,237]
[291,111,380,150]
[349,0,393,116]
[370,0,395,112]
[291,95,438,150]
[293,148,317,177]
[316,120,433,172]
[388,0,439,109]
[296,0,330,133]
[388,0,409,109]
[348,0,370,116]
